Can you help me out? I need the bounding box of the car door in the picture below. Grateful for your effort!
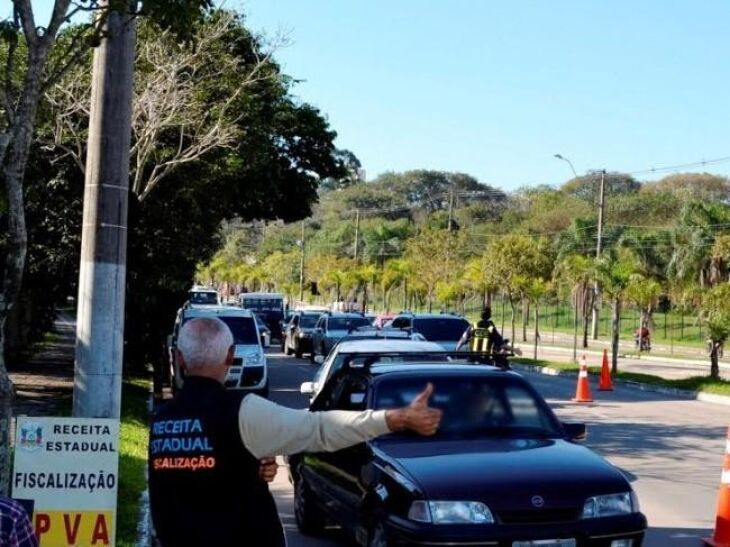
[306,372,371,531]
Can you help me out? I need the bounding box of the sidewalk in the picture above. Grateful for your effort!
[9,311,75,417]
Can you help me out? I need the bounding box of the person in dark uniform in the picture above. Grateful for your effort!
[456,307,503,353]
[149,317,442,547]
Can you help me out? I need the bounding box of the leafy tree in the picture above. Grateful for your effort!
[625,276,663,351]
[553,254,594,361]
[523,278,550,360]
[561,171,640,203]
[645,173,730,202]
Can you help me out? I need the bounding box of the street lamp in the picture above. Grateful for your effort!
[554,154,578,179]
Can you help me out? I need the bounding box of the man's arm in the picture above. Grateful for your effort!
[239,384,441,459]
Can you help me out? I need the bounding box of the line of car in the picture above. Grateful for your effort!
[281,317,647,546]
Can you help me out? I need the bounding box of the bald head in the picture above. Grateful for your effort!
[177,317,234,372]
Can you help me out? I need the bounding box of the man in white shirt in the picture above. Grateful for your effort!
[149,316,441,546]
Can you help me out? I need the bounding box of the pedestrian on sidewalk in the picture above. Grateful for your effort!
[149,317,442,547]
[0,496,38,547]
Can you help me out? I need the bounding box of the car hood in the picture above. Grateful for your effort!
[430,340,459,351]
[373,438,629,510]
[326,330,349,339]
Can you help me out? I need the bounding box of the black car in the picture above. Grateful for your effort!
[283,311,323,358]
[290,361,646,547]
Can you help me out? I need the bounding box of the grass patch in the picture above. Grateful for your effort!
[53,377,150,546]
[117,377,150,547]
[513,358,730,396]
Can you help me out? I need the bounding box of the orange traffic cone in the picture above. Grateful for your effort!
[599,349,614,391]
[572,354,593,403]
[705,427,730,546]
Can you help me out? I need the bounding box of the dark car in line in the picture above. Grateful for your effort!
[283,311,324,358]
[290,361,646,547]
[390,313,470,351]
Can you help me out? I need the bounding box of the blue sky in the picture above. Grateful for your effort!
[15,1,730,189]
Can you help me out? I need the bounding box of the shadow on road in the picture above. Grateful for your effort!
[646,526,713,546]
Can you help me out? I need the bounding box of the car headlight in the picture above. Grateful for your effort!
[297,332,309,338]
[408,501,494,524]
[582,492,638,519]
[245,352,263,365]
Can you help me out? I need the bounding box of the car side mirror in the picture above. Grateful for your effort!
[314,355,324,365]
[563,422,587,442]
[300,382,314,395]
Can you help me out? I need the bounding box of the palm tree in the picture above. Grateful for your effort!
[625,276,663,352]
[700,283,730,379]
[554,255,594,363]
[524,278,550,360]
[594,250,638,373]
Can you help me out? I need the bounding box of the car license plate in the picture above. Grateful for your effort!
[513,540,576,547]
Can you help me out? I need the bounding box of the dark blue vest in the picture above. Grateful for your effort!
[149,377,284,546]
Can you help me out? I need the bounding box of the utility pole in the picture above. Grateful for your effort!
[298,221,305,304]
[353,209,360,261]
[591,169,606,339]
[73,2,136,419]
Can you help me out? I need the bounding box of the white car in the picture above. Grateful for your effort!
[169,306,268,397]
[187,285,221,308]
[300,339,444,402]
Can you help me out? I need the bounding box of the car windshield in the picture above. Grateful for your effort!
[183,316,258,345]
[242,297,283,312]
[189,291,217,305]
[374,376,561,439]
[299,314,321,328]
[412,318,469,341]
[329,317,371,331]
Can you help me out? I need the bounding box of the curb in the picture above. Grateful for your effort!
[511,362,730,408]
[135,380,154,547]
[531,344,730,370]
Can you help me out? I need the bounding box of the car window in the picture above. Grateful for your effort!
[374,376,560,439]
[299,314,320,328]
[391,317,409,329]
[329,375,368,411]
[189,292,218,305]
[183,316,258,345]
[328,317,371,330]
[412,317,469,341]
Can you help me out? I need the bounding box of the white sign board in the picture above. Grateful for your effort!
[12,417,120,546]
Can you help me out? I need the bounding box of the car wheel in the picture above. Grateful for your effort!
[285,340,294,356]
[309,348,316,363]
[294,475,326,535]
[295,341,303,359]
[367,522,389,547]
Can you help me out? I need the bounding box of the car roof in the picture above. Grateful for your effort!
[240,292,284,298]
[183,307,254,318]
[295,310,324,316]
[369,362,515,378]
[190,286,217,293]
[397,313,467,320]
[326,312,369,319]
[334,339,443,353]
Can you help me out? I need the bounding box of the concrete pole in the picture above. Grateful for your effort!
[73,3,136,419]
[591,169,606,339]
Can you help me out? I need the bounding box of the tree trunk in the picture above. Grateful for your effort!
[522,298,529,342]
[0,43,53,495]
[572,294,579,363]
[710,341,720,380]
[533,305,539,361]
[611,297,620,375]
[582,287,593,349]
[509,296,516,344]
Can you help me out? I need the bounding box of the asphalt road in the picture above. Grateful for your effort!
[266,347,723,546]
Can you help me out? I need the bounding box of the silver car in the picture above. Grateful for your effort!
[309,313,372,361]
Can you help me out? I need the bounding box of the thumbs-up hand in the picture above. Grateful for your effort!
[385,383,442,436]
